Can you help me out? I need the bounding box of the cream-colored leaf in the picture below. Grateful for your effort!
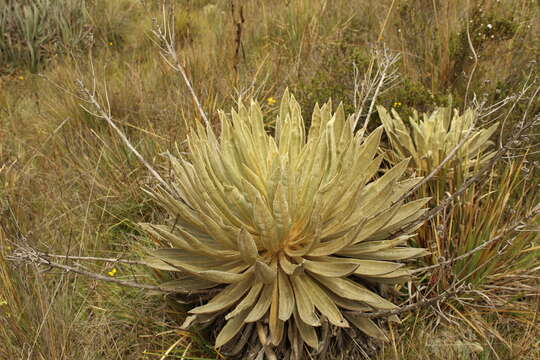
[237,229,258,265]
[303,257,359,277]
[153,256,250,284]
[290,274,321,326]
[337,235,415,256]
[189,276,252,314]
[293,309,319,350]
[314,275,398,310]
[308,223,363,257]
[362,267,413,284]
[273,181,291,242]
[245,284,274,322]
[352,260,404,276]
[301,275,349,328]
[279,252,303,275]
[357,247,429,261]
[226,282,263,320]
[255,260,277,284]
[269,280,284,345]
[278,270,295,321]
[160,277,218,292]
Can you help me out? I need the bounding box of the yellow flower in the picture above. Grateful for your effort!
[107,268,117,277]
[108,42,113,46]
[392,101,402,108]
[18,76,24,81]
[266,97,277,105]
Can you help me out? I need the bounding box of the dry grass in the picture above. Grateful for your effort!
[1,0,539,359]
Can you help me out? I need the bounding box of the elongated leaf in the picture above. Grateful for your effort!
[160,277,218,291]
[226,282,263,320]
[301,275,349,327]
[352,260,404,276]
[155,257,251,284]
[303,257,359,277]
[215,309,249,348]
[190,276,252,314]
[293,309,319,350]
[314,275,398,310]
[255,260,277,284]
[308,222,364,257]
[337,235,414,256]
[238,229,258,265]
[278,270,295,321]
[269,280,284,345]
[290,274,321,326]
[273,181,291,241]
[279,252,303,275]
[357,247,429,261]
[245,284,274,322]
[345,314,389,342]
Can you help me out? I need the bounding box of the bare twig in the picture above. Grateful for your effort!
[152,6,210,127]
[350,284,470,318]
[352,47,400,131]
[76,78,173,194]
[6,247,202,295]
[36,252,145,266]
[463,0,479,110]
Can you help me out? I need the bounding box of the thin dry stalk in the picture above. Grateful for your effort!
[76,77,173,194]
[6,246,202,295]
[352,47,400,131]
[151,6,210,127]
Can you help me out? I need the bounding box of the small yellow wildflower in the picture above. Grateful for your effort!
[108,41,113,46]
[392,101,402,108]
[18,76,24,81]
[267,97,277,105]
[107,268,117,277]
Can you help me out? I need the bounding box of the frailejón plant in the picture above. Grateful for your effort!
[378,106,498,174]
[141,91,429,357]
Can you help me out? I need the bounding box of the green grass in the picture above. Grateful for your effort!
[1,0,539,359]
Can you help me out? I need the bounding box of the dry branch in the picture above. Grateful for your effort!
[6,246,204,295]
[151,6,210,127]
